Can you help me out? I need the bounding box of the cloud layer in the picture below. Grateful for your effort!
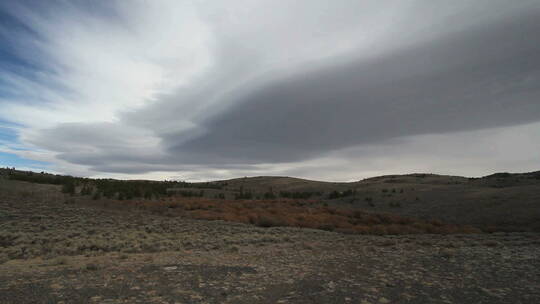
[1,0,539,181]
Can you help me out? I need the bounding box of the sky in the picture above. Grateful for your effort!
[0,0,539,182]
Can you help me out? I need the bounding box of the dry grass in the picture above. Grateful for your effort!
[100,197,480,235]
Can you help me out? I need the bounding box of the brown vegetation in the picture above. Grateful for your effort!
[4,168,539,233]
[103,197,480,235]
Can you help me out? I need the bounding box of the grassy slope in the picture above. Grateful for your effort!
[218,176,349,193]
[2,169,539,231]
[213,172,540,231]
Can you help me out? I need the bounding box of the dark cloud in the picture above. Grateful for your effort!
[170,10,540,164]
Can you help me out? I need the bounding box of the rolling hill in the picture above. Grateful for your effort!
[2,168,539,232]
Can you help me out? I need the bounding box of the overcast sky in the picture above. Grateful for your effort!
[0,0,539,181]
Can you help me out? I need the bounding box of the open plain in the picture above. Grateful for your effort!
[1,175,539,303]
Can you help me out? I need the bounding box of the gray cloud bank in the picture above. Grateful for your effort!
[174,10,540,164]
[14,1,540,178]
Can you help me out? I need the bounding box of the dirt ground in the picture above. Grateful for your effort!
[1,181,539,303]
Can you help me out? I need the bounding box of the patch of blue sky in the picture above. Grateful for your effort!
[0,118,22,127]
[0,151,49,169]
[0,3,64,102]
[0,121,19,142]
[0,5,42,67]
[0,49,57,105]
[0,120,49,169]
[0,4,37,35]
[0,130,15,143]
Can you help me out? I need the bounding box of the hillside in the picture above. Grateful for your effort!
[331,172,540,231]
[218,176,348,192]
[0,169,539,303]
[2,168,540,232]
[210,172,540,231]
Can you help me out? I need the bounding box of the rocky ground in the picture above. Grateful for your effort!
[1,181,539,303]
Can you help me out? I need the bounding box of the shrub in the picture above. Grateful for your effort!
[52,257,67,265]
[389,202,401,208]
[318,224,335,232]
[61,182,75,195]
[80,185,92,195]
[264,192,276,199]
[484,240,500,247]
[92,192,101,200]
[255,215,287,228]
[83,196,482,236]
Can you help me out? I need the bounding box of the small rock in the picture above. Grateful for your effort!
[50,283,63,290]
[327,281,336,290]
[439,248,456,258]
